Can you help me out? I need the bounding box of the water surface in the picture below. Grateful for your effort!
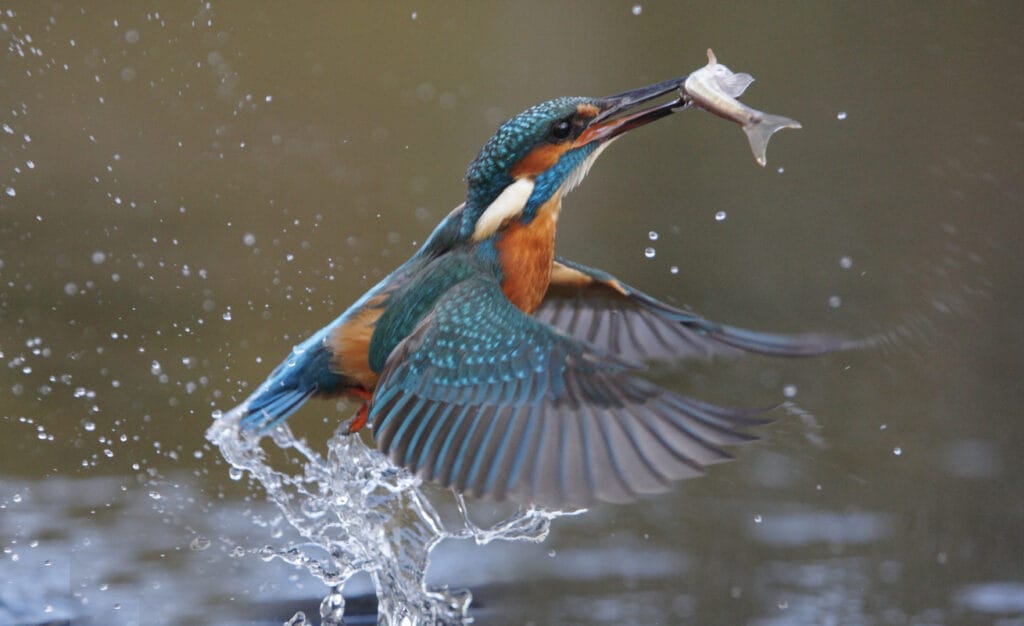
[1,3,1022,625]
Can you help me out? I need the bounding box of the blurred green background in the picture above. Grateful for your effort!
[1,2,1021,625]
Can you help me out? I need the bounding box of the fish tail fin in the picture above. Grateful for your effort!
[744,113,801,166]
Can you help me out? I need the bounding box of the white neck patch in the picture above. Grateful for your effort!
[559,137,616,198]
[472,177,536,241]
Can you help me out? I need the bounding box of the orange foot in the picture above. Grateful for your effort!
[347,387,373,434]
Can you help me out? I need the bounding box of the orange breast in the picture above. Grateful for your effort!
[495,198,560,314]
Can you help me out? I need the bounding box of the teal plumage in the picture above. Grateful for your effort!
[228,76,842,507]
[464,97,592,225]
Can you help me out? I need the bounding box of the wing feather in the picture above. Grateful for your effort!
[536,257,846,362]
[369,275,768,508]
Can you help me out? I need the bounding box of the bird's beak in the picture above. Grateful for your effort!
[576,76,688,146]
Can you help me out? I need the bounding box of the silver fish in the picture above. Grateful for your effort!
[683,48,801,166]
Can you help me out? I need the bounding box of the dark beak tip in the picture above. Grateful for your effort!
[606,76,688,106]
[592,75,689,124]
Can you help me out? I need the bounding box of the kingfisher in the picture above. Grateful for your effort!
[226,76,838,509]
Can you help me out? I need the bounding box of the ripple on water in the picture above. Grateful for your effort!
[956,582,1024,614]
[747,509,892,547]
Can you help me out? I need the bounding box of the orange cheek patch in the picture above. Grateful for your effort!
[510,143,571,178]
[576,103,600,118]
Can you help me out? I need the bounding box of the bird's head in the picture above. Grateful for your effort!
[462,77,685,241]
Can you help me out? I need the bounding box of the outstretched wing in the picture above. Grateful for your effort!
[534,257,845,362]
[369,275,765,509]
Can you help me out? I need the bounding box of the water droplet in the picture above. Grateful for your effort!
[753,514,763,523]
[124,29,140,44]
[647,230,658,241]
[836,111,848,121]
[783,384,797,398]
[150,360,162,375]
[222,310,232,321]
[828,295,843,308]
[669,265,679,275]
[228,466,244,481]
[64,282,78,296]
[714,210,727,221]
[190,536,211,551]
[643,247,656,259]
[839,256,853,269]
[776,166,785,174]
[778,600,789,610]
[5,186,16,197]
[83,421,96,432]
[148,490,161,500]
[631,4,643,15]
[91,251,106,264]
[893,446,902,456]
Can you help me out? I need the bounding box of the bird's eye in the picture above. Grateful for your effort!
[549,119,573,142]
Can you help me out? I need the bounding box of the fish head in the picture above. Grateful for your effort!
[702,49,755,99]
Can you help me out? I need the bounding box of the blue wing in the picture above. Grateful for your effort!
[535,257,848,361]
[369,274,765,509]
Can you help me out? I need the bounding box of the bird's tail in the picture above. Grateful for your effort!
[234,383,316,432]
[225,336,339,432]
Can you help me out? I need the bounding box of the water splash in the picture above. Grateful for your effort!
[206,411,579,625]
